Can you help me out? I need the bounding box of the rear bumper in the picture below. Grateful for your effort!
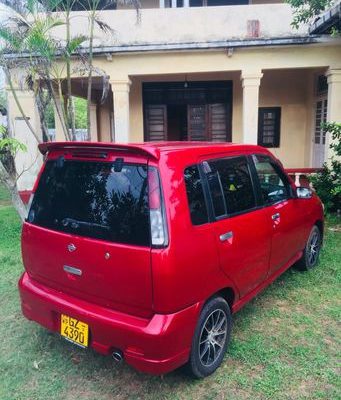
[18,272,202,375]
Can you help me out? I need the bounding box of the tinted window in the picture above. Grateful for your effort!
[28,160,150,246]
[205,156,255,215]
[252,155,290,204]
[184,166,208,225]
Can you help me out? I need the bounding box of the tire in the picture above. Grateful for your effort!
[295,225,322,271]
[186,296,232,378]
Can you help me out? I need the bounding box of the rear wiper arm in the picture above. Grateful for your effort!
[61,218,110,232]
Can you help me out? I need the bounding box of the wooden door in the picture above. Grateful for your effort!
[187,105,208,141]
[208,103,231,142]
[144,105,167,141]
[187,104,230,142]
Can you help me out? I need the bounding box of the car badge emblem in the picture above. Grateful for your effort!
[68,243,76,252]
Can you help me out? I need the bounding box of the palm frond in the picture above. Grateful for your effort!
[0,27,22,51]
[66,34,87,55]
[94,17,115,35]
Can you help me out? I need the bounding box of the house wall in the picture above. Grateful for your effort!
[7,41,341,189]
[259,69,312,168]
[118,0,285,9]
[118,0,159,9]
[93,44,340,168]
[127,70,314,168]
[50,4,308,48]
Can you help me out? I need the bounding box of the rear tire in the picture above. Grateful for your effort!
[295,225,322,271]
[186,296,232,378]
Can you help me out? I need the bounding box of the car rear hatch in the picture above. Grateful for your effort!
[22,144,166,318]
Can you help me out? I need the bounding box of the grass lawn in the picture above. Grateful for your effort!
[0,185,340,400]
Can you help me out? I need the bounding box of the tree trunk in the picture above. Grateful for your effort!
[9,182,27,222]
[66,10,76,140]
[86,12,95,141]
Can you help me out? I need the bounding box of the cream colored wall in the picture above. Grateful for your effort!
[258,69,310,168]
[128,69,314,168]
[95,44,340,167]
[51,4,309,48]
[118,0,285,8]
[117,0,159,9]
[97,95,113,142]
[251,0,283,4]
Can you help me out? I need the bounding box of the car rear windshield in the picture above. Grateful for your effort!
[28,159,150,246]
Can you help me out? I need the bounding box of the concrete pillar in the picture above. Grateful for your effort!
[325,68,341,161]
[6,88,43,190]
[183,0,190,7]
[89,103,98,141]
[240,70,263,145]
[111,79,131,143]
[171,0,177,7]
[159,0,165,7]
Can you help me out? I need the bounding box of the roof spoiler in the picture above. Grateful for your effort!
[38,142,160,160]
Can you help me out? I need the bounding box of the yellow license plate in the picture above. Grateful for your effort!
[60,314,89,348]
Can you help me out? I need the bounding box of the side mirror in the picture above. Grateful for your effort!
[296,187,313,199]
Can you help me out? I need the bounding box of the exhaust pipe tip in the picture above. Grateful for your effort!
[112,350,123,363]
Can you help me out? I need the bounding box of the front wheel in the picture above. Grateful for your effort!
[186,296,232,378]
[295,225,322,271]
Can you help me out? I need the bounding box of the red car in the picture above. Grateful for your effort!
[19,142,323,378]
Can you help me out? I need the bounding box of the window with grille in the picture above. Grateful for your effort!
[258,107,281,148]
[314,99,328,145]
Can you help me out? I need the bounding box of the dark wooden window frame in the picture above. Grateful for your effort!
[258,107,281,148]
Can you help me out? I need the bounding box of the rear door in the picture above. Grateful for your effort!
[22,151,153,317]
[203,155,271,297]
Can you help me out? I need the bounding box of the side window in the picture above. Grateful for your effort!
[184,165,208,225]
[205,156,256,216]
[252,154,290,204]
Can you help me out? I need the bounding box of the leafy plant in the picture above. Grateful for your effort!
[286,0,333,28]
[310,122,341,213]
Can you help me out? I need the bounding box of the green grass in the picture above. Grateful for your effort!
[0,184,11,207]
[0,186,340,400]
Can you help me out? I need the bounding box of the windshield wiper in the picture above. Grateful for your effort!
[60,218,110,232]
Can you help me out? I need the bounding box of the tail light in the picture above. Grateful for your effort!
[148,167,168,247]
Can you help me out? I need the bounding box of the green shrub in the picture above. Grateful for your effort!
[310,122,341,213]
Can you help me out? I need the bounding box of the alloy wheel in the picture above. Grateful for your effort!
[198,309,227,367]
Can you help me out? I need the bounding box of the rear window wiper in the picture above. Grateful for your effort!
[60,218,110,233]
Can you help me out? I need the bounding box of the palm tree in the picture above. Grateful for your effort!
[0,0,140,220]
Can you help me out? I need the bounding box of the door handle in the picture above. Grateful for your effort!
[220,231,233,242]
[272,213,280,221]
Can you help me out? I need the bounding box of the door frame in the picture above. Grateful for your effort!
[143,80,233,142]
